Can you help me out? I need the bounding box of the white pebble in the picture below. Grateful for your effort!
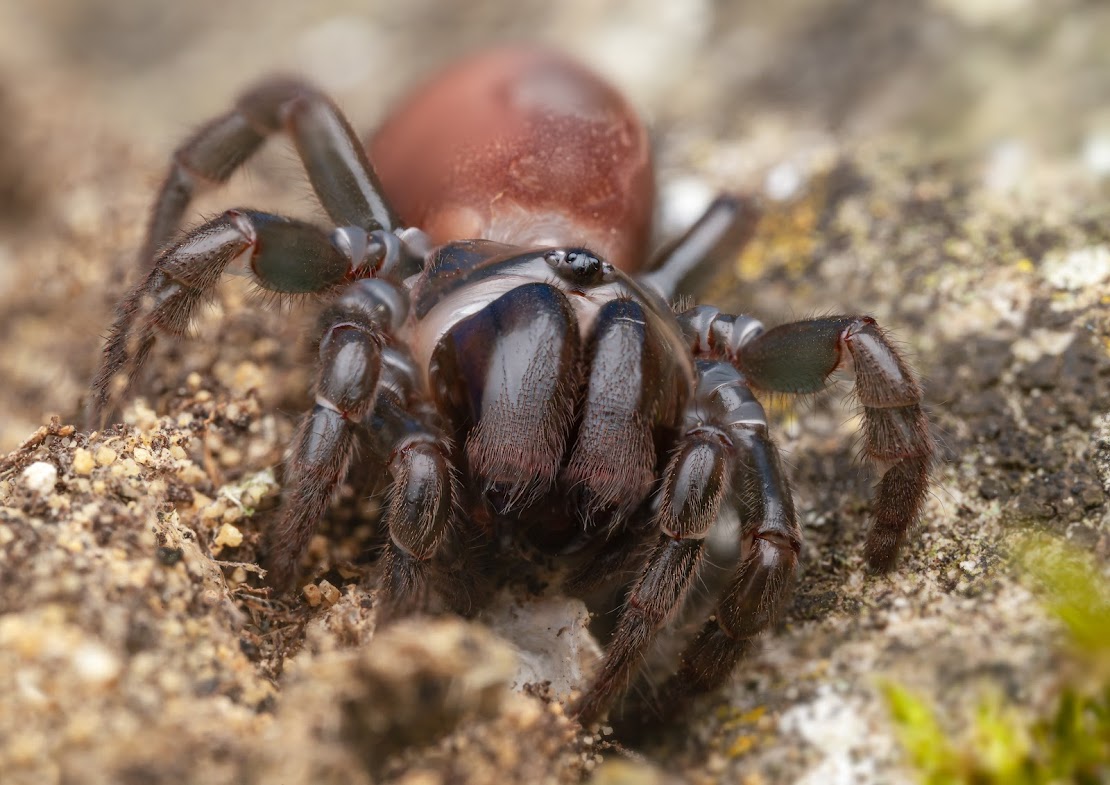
[71,642,121,684]
[765,160,805,201]
[20,462,57,495]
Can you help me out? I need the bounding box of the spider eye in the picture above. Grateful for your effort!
[546,247,607,286]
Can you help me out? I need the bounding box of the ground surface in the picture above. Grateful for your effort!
[1,2,1109,784]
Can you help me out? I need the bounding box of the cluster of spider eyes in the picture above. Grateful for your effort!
[544,248,613,284]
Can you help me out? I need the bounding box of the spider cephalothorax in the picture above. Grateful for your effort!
[89,47,934,723]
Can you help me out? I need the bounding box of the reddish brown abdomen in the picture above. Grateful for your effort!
[368,47,654,273]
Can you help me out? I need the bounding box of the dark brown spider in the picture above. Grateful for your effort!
[88,47,934,724]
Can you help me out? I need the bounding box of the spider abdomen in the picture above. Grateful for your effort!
[368,47,654,274]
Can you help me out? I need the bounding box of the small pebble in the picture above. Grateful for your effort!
[765,160,805,201]
[21,462,57,495]
[95,446,118,466]
[72,448,95,475]
[128,400,159,431]
[319,580,341,606]
[232,361,264,394]
[201,500,227,521]
[214,523,243,550]
[303,584,323,607]
[71,642,121,685]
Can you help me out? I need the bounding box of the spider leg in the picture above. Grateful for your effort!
[87,209,378,427]
[140,78,395,268]
[359,387,458,621]
[651,380,798,720]
[265,277,456,599]
[573,362,798,723]
[678,307,934,571]
[640,194,760,300]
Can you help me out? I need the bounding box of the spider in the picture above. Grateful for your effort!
[88,47,934,724]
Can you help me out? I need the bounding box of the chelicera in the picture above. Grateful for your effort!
[88,47,934,723]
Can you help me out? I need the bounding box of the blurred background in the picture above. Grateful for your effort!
[0,3,1108,783]
[6,0,1110,155]
[1,0,1109,448]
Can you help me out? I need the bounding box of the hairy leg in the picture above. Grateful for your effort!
[87,210,381,427]
[139,78,395,268]
[678,307,934,570]
[640,195,761,300]
[573,361,798,723]
[266,279,401,588]
[649,411,799,722]
[360,388,459,621]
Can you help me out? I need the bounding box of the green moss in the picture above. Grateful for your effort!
[883,538,1110,784]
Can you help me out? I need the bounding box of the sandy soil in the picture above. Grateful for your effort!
[1,2,1108,783]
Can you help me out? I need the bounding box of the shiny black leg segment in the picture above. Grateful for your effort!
[650,421,799,722]
[375,428,457,621]
[90,212,251,426]
[641,194,761,300]
[265,279,410,589]
[87,209,363,428]
[679,310,934,571]
[140,77,395,268]
[574,361,798,723]
[365,380,458,620]
[268,404,360,591]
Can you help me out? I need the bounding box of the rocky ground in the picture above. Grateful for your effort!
[1,2,1108,783]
